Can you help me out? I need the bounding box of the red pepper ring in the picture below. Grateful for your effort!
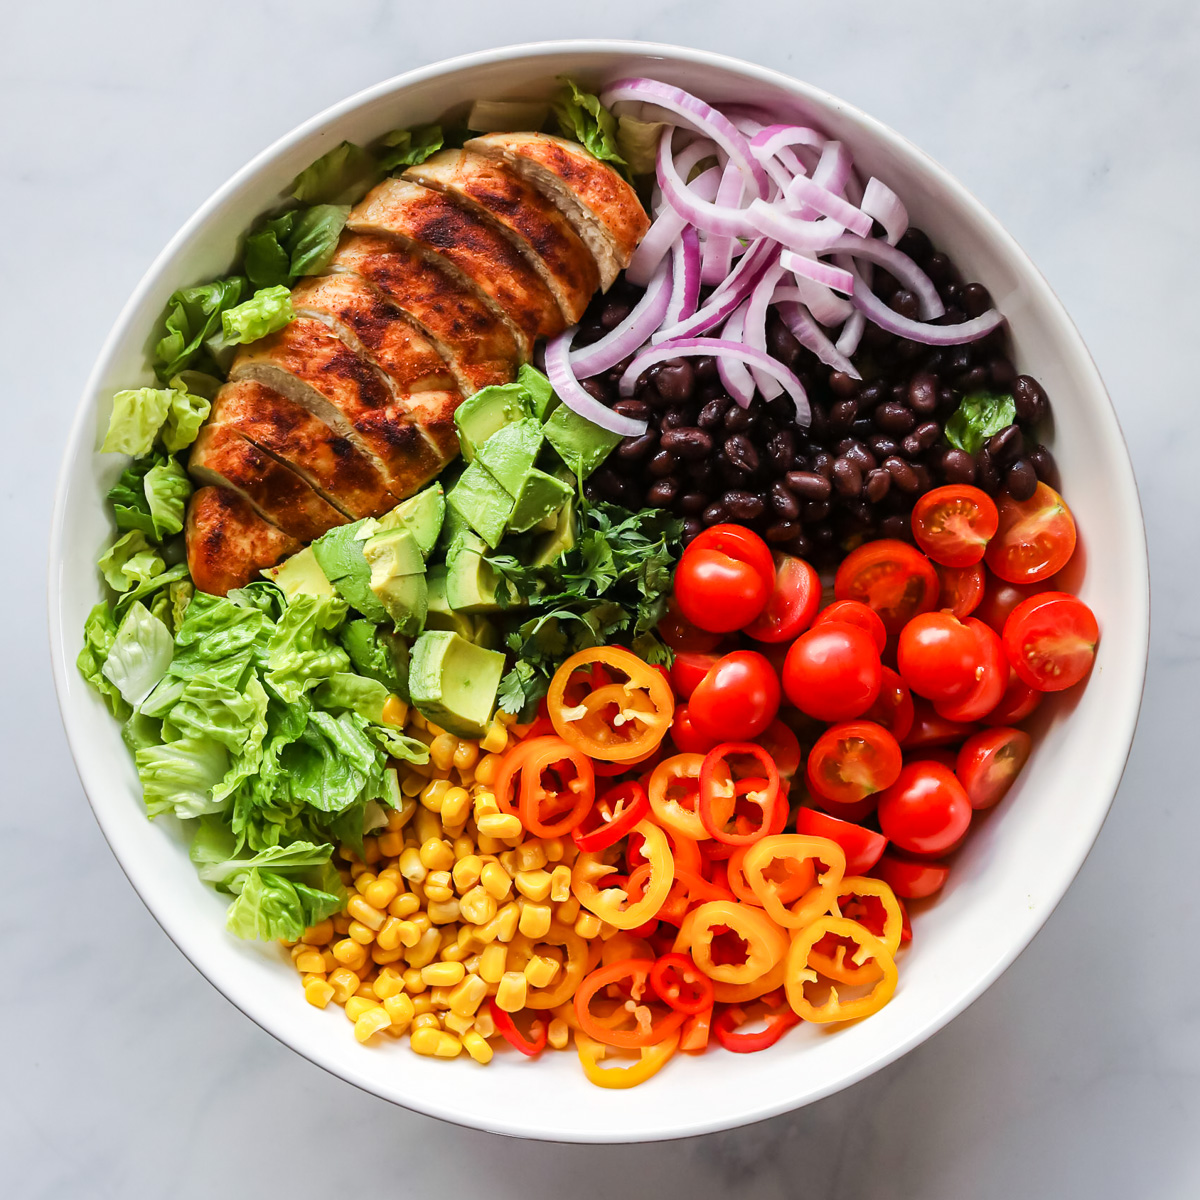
[492,736,563,817]
[488,998,547,1057]
[650,953,716,1015]
[712,1001,801,1053]
[517,737,597,837]
[572,780,651,852]
[574,958,687,1049]
[698,743,782,845]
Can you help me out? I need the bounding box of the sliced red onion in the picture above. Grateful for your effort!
[658,132,759,238]
[664,225,701,328]
[744,198,845,252]
[774,294,860,378]
[621,338,810,425]
[860,177,909,246]
[743,258,788,399]
[838,259,1005,345]
[784,175,873,238]
[836,311,866,356]
[653,237,776,343]
[625,160,719,285]
[778,276,854,326]
[717,303,755,406]
[700,160,745,284]
[812,140,853,197]
[570,256,673,379]
[778,248,855,295]
[601,77,769,197]
[545,330,648,436]
[826,234,945,319]
[750,124,826,165]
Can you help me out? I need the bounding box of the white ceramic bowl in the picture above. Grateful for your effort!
[48,41,1149,1143]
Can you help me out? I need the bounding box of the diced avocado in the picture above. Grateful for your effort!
[543,404,623,478]
[362,528,427,636]
[445,532,504,613]
[476,418,544,495]
[427,565,507,645]
[508,467,573,534]
[311,520,388,622]
[446,460,513,549]
[378,483,444,559]
[409,631,506,739]
[532,491,577,566]
[262,545,336,600]
[519,362,559,420]
[339,619,411,700]
[437,502,470,554]
[470,615,503,651]
[454,383,532,460]
[425,563,452,617]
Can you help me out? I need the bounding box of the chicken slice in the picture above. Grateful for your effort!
[347,178,564,356]
[465,132,649,291]
[205,381,395,520]
[186,486,299,596]
[331,234,520,394]
[405,150,599,324]
[189,418,349,541]
[229,318,452,500]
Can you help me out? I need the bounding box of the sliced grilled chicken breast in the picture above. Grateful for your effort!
[229,318,450,500]
[465,132,649,291]
[405,150,599,324]
[347,178,564,356]
[186,486,299,596]
[189,419,349,541]
[332,234,520,394]
[207,380,395,520]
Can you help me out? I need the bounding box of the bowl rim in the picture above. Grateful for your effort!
[47,37,1150,1142]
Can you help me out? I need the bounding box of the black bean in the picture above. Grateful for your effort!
[832,457,863,497]
[989,357,1017,389]
[940,447,977,484]
[803,500,832,523]
[612,399,650,421]
[723,490,765,521]
[682,517,704,543]
[697,396,730,429]
[770,481,801,520]
[646,478,679,506]
[869,435,900,458]
[911,463,933,493]
[693,355,719,384]
[702,502,728,526]
[1005,459,1038,501]
[896,227,933,263]
[946,347,971,376]
[879,514,912,540]
[648,450,677,478]
[651,359,696,404]
[889,289,921,319]
[765,521,802,544]
[1028,443,1060,492]
[767,429,796,472]
[908,373,939,414]
[783,533,814,557]
[722,433,760,474]
[843,442,877,473]
[975,448,1001,494]
[829,398,859,435]
[902,421,942,457]
[986,424,1022,466]
[723,405,756,433]
[639,379,674,408]
[617,432,657,461]
[581,378,611,405]
[687,460,718,488]
[875,402,917,436]
[957,365,990,393]
[600,298,633,329]
[884,456,920,493]
[786,471,832,500]
[680,492,708,515]
[829,371,860,399]
[766,319,802,367]
[938,386,959,411]
[765,395,795,424]
[1013,375,1049,425]
[959,283,993,319]
[807,403,829,441]
[865,468,891,503]
[859,381,887,409]
[660,428,713,461]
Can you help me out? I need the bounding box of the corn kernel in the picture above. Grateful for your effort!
[515,842,548,871]
[495,902,521,942]
[524,954,559,989]
[452,854,484,893]
[514,868,553,902]
[398,847,427,884]
[373,967,405,1000]
[363,877,399,910]
[410,912,432,935]
[543,837,566,862]
[346,894,385,931]
[402,967,428,995]
[549,866,573,903]
[480,861,512,901]
[429,733,458,772]
[473,1008,496,1039]
[474,752,502,786]
[386,800,415,833]
[301,919,334,946]
[417,838,453,872]
[354,1006,392,1043]
[411,1027,462,1058]
[424,878,454,904]
[347,920,376,946]
[451,740,478,771]
[328,967,360,1005]
[377,831,403,857]
[442,786,471,827]
[479,813,522,840]
[479,943,507,984]
[400,770,425,797]
[462,1029,494,1063]
[295,949,326,974]
[496,971,527,1012]
[406,927,442,969]
[459,886,497,927]
[448,973,489,1017]
[427,898,461,925]
[556,897,580,925]
[304,977,335,1009]
[498,849,521,876]
[383,992,415,1031]
[333,913,353,935]
[422,961,466,987]
[376,917,404,952]
[353,871,378,890]
[548,1017,570,1050]
[370,943,406,965]
[362,837,381,865]
[518,902,553,940]
[332,939,368,970]
[479,722,508,754]
[382,694,409,727]
[355,979,379,1000]
[476,832,503,855]
[321,948,338,972]
[388,892,421,920]
[440,943,470,966]
[345,996,378,1022]
[574,911,601,939]
[411,1013,442,1035]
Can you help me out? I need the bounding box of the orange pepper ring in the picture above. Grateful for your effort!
[785,915,898,1023]
[516,737,596,837]
[741,834,847,929]
[574,957,687,1049]
[809,877,903,985]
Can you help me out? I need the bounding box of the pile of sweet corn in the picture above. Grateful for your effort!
[284,701,600,1062]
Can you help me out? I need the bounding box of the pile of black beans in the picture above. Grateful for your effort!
[578,227,1058,565]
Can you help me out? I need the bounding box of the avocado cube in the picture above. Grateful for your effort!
[339,619,410,700]
[409,631,506,740]
[518,363,558,420]
[454,383,532,460]
[507,468,573,534]
[476,418,544,496]
[362,528,427,636]
[445,531,505,613]
[446,460,513,549]
[543,404,623,478]
[378,482,444,558]
[310,519,388,622]
[532,492,577,566]
[262,545,336,601]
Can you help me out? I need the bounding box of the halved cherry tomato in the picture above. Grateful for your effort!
[834,539,941,634]
[572,780,651,852]
[911,485,999,567]
[935,562,985,619]
[874,852,950,899]
[687,525,775,593]
[650,953,715,1015]
[670,652,720,700]
[956,726,1032,810]
[865,666,915,742]
[805,721,903,806]
[782,624,881,722]
[669,704,721,754]
[877,761,972,855]
[814,599,887,653]
[757,720,801,780]
[983,669,1043,725]
[674,527,774,633]
[901,698,975,749]
[985,483,1077,584]
[745,554,822,643]
[688,650,781,742]
[658,598,724,653]
[935,618,1007,723]
[796,807,888,875]
[1003,591,1099,692]
[897,612,985,702]
[975,570,1043,633]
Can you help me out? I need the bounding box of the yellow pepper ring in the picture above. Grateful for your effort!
[648,753,734,842]
[785,915,898,1023]
[742,834,847,929]
[571,819,674,931]
[710,958,789,1004]
[675,899,789,985]
[808,877,903,985]
[511,923,591,1009]
[575,1028,681,1089]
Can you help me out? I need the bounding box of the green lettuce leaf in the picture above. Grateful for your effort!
[101,389,173,456]
[136,736,230,818]
[313,672,389,723]
[107,457,159,537]
[378,124,444,171]
[160,384,212,453]
[77,602,131,719]
[114,562,190,621]
[339,619,407,695]
[167,669,269,753]
[154,277,246,380]
[369,725,430,763]
[945,392,1018,456]
[278,710,385,814]
[243,212,297,288]
[101,601,174,707]
[265,594,350,703]
[98,531,165,594]
[219,285,294,345]
[553,79,626,168]
[288,204,351,276]
[224,867,344,940]
[144,456,191,537]
[616,115,665,175]
[170,592,274,678]
[291,140,380,205]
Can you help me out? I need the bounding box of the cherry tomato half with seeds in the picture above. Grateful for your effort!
[956,726,1032,810]
[744,554,821,643]
[796,808,888,875]
[674,547,771,633]
[670,652,720,700]
[806,721,903,806]
[897,612,985,703]
[985,483,1077,584]
[983,669,1043,725]
[877,761,972,856]
[814,599,887,653]
[911,485,999,567]
[935,562,985,620]
[874,852,950,899]
[1002,591,1099,692]
[688,650,781,742]
[782,623,882,723]
[935,618,1007,723]
[834,539,941,635]
[865,666,915,742]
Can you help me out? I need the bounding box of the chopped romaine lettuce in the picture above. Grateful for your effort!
[219,284,294,345]
[136,737,231,819]
[378,124,444,171]
[291,140,380,206]
[143,456,192,537]
[554,79,626,169]
[101,389,174,457]
[265,594,350,703]
[101,601,174,707]
[97,531,165,594]
[153,277,246,381]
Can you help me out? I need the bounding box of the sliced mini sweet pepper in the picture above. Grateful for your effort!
[741,834,846,929]
[672,899,789,986]
[572,818,674,931]
[517,736,596,837]
[572,780,649,852]
[575,1028,680,1088]
[648,753,723,841]
[574,957,686,1049]
[698,743,783,845]
[809,877,903,985]
[785,915,898,1023]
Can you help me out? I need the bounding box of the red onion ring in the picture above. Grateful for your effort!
[745,198,845,252]
[717,303,755,406]
[826,234,945,319]
[779,249,855,295]
[784,175,874,238]
[664,225,701,328]
[545,330,648,437]
[837,311,866,357]
[773,291,861,377]
[657,132,759,238]
[627,154,719,285]
[569,256,673,379]
[653,237,776,343]
[700,161,744,284]
[860,178,909,246]
[743,258,788,399]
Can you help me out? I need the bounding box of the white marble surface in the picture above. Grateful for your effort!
[4,0,1197,1194]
